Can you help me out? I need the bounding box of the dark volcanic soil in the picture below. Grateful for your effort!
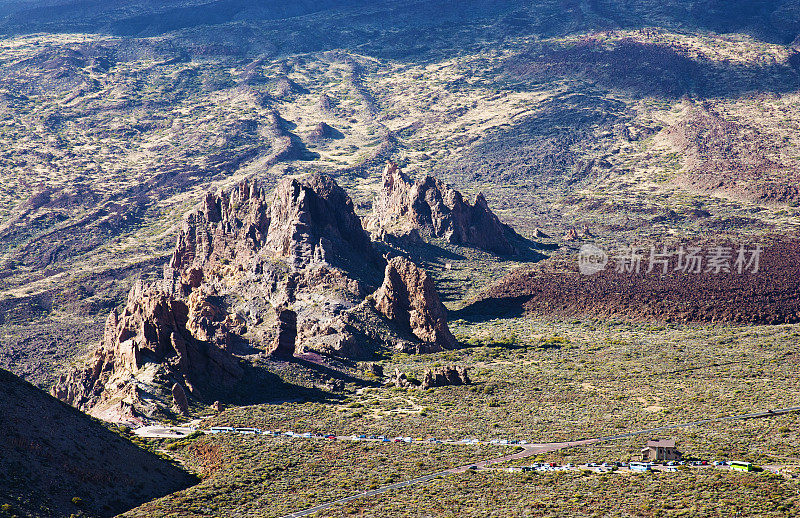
[462,239,800,325]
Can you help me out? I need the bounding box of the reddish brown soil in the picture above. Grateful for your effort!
[463,240,800,324]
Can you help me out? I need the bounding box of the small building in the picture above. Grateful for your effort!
[641,439,682,461]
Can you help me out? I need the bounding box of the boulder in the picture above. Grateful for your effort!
[374,256,457,351]
[421,366,470,389]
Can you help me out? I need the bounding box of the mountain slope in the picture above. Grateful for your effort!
[0,367,197,518]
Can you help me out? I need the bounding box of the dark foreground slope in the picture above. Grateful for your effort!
[0,368,197,518]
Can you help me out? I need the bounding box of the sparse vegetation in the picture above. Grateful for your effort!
[2,1,800,517]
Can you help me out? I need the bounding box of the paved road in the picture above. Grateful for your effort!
[278,406,800,518]
[134,425,197,438]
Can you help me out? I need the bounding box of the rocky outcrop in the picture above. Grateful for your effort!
[265,174,380,270]
[318,93,333,112]
[169,180,270,275]
[51,282,243,424]
[268,308,297,359]
[172,383,189,415]
[298,298,425,358]
[53,174,457,422]
[386,368,420,389]
[421,366,470,389]
[374,256,458,351]
[371,162,517,255]
[563,225,593,241]
[170,175,378,275]
[532,228,550,239]
[309,122,336,140]
[168,175,382,299]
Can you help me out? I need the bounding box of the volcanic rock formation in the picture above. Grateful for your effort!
[370,162,518,255]
[51,282,243,425]
[168,180,270,276]
[170,175,380,279]
[264,174,379,270]
[375,256,458,352]
[386,368,420,388]
[54,174,459,421]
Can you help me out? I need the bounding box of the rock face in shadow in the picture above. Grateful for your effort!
[268,307,297,359]
[421,365,470,389]
[371,162,518,255]
[51,281,243,425]
[172,382,189,415]
[374,256,458,352]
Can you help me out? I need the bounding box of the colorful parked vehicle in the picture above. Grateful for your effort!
[629,462,651,472]
[730,461,754,472]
